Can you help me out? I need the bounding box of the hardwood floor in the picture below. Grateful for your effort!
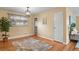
[63,40,77,51]
[0,35,79,51]
[0,40,16,51]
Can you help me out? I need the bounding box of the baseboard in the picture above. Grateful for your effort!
[8,34,34,40]
[38,35,66,45]
[38,35,54,41]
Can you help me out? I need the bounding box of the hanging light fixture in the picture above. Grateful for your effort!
[25,7,31,17]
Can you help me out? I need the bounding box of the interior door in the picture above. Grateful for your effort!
[53,12,64,43]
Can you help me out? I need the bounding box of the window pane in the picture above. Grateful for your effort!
[9,14,27,26]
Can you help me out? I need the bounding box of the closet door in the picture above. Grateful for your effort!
[53,12,64,43]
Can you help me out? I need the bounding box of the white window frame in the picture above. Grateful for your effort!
[8,14,28,27]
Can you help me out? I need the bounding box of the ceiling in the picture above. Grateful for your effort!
[69,7,79,16]
[0,7,79,16]
[0,7,53,14]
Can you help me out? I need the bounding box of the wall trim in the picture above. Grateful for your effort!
[38,35,66,45]
[8,34,34,40]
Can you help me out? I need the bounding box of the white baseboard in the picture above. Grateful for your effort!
[8,34,34,40]
[38,35,66,44]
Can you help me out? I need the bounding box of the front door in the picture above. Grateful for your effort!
[53,12,64,43]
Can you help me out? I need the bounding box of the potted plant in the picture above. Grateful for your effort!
[69,23,76,39]
[70,23,76,34]
[0,17,11,41]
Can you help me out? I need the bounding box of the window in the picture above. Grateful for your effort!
[8,14,28,26]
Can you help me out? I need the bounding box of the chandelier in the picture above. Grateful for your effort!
[25,7,31,17]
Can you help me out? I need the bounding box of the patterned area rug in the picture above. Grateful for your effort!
[12,38,53,51]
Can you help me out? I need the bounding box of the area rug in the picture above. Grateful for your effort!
[12,38,53,51]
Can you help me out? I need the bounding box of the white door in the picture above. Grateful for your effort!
[53,12,64,43]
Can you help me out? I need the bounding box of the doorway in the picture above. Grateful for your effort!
[34,18,38,35]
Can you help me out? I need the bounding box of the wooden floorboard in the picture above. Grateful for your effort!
[0,40,16,51]
[63,40,77,51]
